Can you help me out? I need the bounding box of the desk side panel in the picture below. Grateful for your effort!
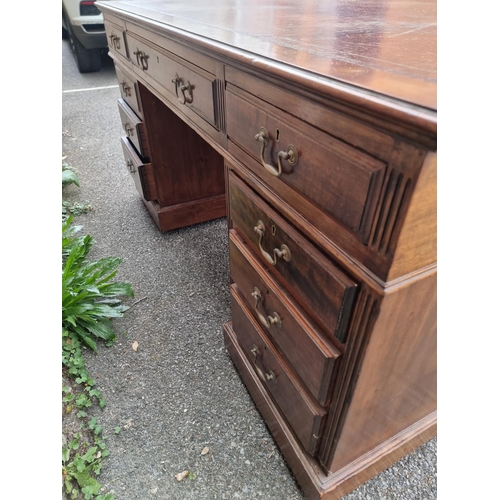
[325,271,437,472]
[387,151,437,282]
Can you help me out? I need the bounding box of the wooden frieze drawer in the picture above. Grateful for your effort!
[226,85,388,243]
[117,98,150,160]
[126,33,217,129]
[229,230,341,406]
[104,20,128,61]
[115,63,142,119]
[120,136,157,202]
[229,171,357,344]
[231,284,327,456]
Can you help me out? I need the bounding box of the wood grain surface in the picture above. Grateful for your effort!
[100,0,436,110]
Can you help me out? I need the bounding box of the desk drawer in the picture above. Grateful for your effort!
[126,33,217,129]
[104,20,128,61]
[231,284,326,456]
[117,98,150,160]
[229,230,340,405]
[226,86,387,243]
[120,136,157,201]
[115,64,142,119]
[229,171,357,344]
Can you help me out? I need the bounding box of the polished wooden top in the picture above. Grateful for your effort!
[99,0,436,112]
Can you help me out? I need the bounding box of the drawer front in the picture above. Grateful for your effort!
[226,86,387,243]
[120,137,157,201]
[229,230,340,405]
[115,64,142,119]
[231,284,326,456]
[117,98,150,160]
[229,171,357,344]
[104,21,128,60]
[126,34,217,129]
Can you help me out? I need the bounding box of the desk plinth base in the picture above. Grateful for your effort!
[142,194,226,232]
[223,320,436,500]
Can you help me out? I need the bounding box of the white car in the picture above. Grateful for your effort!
[62,0,108,73]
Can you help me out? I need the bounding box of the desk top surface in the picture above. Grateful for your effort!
[100,0,436,111]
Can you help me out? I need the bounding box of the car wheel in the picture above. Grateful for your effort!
[67,23,101,73]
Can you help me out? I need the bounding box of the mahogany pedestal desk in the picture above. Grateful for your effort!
[97,1,437,498]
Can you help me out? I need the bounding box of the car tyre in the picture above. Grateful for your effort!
[67,23,101,73]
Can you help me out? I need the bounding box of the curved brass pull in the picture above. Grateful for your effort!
[254,127,298,178]
[140,53,149,71]
[179,81,193,104]
[133,48,142,66]
[250,345,276,383]
[120,80,131,97]
[123,122,134,136]
[171,74,193,104]
[133,49,149,70]
[253,220,291,266]
[251,287,282,329]
[109,34,120,50]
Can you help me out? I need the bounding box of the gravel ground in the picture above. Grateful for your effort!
[62,40,437,500]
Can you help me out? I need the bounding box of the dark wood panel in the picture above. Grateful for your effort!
[229,171,357,344]
[388,151,437,281]
[229,230,341,406]
[117,98,150,159]
[224,320,436,500]
[120,136,157,201]
[104,20,129,60]
[231,285,326,456]
[115,63,142,118]
[226,86,387,241]
[127,32,217,127]
[154,195,226,232]
[138,82,225,208]
[225,71,395,161]
[327,271,436,472]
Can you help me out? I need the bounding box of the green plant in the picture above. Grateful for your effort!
[62,332,111,499]
[63,162,80,188]
[62,429,113,500]
[63,200,92,220]
[62,162,92,221]
[62,217,134,351]
[62,167,132,500]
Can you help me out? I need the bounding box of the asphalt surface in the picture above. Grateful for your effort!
[62,40,437,500]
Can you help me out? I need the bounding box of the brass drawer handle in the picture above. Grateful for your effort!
[254,127,298,178]
[133,49,149,71]
[123,122,134,136]
[171,73,193,105]
[251,287,282,329]
[140,53,149,71]
[109,34,121,50]
[254,220,291,266]
[120,80,131,97]
[250,345,276,383]
[133,48,142,66]
[126,159,136,174]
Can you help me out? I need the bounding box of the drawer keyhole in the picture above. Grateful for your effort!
[272,225,277,236]
[276,128,280,142]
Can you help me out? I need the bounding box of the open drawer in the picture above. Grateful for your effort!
[120,136,157,202]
